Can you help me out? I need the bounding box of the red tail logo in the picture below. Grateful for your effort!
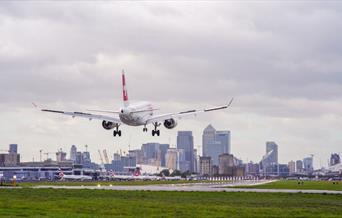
[122,70,129,104]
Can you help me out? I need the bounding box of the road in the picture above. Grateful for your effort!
[33,180,342,194]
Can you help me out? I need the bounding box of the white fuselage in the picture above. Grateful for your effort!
[61,175,92,181]
[119,101,154,126]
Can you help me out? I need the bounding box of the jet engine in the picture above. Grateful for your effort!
[102,121,116,130]
[163,119,177,129]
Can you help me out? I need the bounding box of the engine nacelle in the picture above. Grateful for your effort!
[163,119,177,129]
[102,120,116,130]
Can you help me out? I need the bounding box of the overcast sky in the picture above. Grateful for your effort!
[1,1,342,167]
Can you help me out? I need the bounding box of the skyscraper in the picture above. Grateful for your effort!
[9,144,17,154]
[81,151,92,168]
[266,142,278,165]
[141,143,160,164]
[177,131,194,172]
[141,143,169,166]
[216,131,231,154]
[159,144,170,167]
[129,149,144,164]
[202,125,231,165]
[193,148,198,173]
[303,156,314,174]
[70,145,77,163]
[261,141,278,176]
[296,160,303,173]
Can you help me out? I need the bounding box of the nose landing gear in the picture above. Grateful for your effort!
[143,125,148,132]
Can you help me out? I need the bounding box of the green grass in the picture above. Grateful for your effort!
[0,188,341,217]
[16,180,215,188]
[233,180,342,191]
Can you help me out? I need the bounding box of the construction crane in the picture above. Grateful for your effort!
[98,150,104,165]
[39,149,43,162]
[103,149,110,164]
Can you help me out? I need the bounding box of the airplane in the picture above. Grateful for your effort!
[35,70,233,137]
[56,169,93,181]
[161,172,181,181]
[101,168,157,181]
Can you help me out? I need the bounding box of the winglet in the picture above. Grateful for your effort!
[227,98,234,107]
[32,102,41,110]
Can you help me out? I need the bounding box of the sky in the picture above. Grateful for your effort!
[1,1,342,168]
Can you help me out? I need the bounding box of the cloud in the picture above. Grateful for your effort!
[0,2,342,167]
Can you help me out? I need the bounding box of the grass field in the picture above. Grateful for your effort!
[0,188,341,217]
[15,180,213,187]
[233,180,342,191]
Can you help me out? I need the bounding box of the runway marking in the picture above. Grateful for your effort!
[31,180,342,194]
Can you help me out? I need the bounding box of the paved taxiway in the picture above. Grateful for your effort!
[33,180,342,194]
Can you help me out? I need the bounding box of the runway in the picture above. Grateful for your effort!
[33,180,342,194]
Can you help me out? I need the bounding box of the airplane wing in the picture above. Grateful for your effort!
[146,98,233,124]
[34,104,121,123]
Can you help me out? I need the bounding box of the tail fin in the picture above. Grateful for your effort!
[122,69,129,107]
[134,167,141,176]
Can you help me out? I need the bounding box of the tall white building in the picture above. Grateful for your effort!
[288,160,296,174]
[165,148,185,171]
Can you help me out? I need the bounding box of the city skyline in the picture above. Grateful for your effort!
[1,2,342,168]
[2,126,339,171]
[1,123,340,169]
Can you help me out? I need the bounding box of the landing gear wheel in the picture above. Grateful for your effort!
[143,127,148,132]
[152,122,161,136]
[152,129,160,136]
[113,124,121,137]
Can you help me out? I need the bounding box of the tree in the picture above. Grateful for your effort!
[170,170,181,177]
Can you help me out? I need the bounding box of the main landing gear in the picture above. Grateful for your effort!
[113,124,121,137]
[151,122,161,136]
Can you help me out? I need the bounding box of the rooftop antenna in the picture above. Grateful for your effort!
[85,144,88,152]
